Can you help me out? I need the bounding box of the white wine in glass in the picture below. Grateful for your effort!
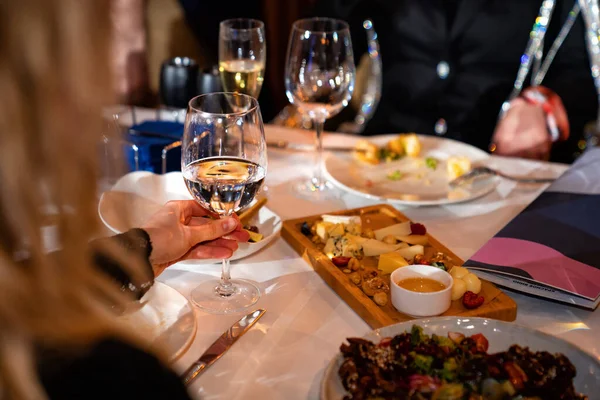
[219,19,266,98]
[183,157,265,216]
[219,59,265,98]
[285,18,355,198]
[182,92,267,314]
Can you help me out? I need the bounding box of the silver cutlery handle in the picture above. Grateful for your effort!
[181,360,208,386]
[451,166,556,187]
[496,172,556,184]
[179,309,265,387]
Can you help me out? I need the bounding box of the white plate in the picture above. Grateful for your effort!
[321,317,600,399]
[98,171,282,264]
[324,135,499,206]
[120,282,196,362]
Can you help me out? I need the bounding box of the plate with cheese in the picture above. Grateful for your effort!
[324,134,498,206]
[281,204,516,329]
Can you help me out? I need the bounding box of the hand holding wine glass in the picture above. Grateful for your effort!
[142,200,249,277]
[219,19,266,98]
[285,18,355,197]
[182,92,267,314]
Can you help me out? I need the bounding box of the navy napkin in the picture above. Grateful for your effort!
[124,121,183,173]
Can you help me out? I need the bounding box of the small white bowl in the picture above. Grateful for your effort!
[390,265,453,317]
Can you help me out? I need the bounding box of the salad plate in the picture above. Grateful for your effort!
[324,134,499,206]
[98,171,281,264]
[321,317,600,399]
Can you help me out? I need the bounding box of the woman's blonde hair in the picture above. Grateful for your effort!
[0,0,150,398]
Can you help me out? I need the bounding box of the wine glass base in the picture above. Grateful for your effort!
[190,279,261,315]
[293,179,338,200]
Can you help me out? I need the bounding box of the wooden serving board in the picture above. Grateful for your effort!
[282,204,517,329]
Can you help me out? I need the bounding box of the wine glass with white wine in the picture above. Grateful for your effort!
[219,19,266,98]
[182,92,267,314]
[285,18,355,198]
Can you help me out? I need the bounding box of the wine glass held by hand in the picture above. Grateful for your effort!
[285,18,355,198]
[219,19,266,98]
[142,200,249,278]
[182,92,267,314]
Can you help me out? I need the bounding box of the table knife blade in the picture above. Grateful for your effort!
[267,140,361,153]
[181,309,266,386]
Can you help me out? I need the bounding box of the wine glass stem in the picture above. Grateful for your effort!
[217,258,234,296]
[217,211,235,297]
[312,119,325,189]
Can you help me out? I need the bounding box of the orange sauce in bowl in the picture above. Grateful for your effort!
[397,277,446,293]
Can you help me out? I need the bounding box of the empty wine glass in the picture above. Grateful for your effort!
[182,92,267,314]
[219,19,266,98]
[285,18,355,198]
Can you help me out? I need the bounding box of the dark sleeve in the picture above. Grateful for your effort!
[312,0,372,61]
[537,1,598,162]
[91,228,155,300]
[177,0,263,66]
[41,339,192,400]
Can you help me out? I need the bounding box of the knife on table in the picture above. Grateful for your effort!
[181,309,266,386]
[267,140,363,152]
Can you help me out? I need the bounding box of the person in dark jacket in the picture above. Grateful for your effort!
[317,0,597,163]
[0,1,247,398]
[39,201,247,400]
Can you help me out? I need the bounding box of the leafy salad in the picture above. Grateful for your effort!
[338,325,586,400]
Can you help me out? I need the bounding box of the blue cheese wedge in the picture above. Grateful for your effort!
[324,235,360,258]
[341,238,361,258]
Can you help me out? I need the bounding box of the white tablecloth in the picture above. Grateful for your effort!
[146,125,598,399]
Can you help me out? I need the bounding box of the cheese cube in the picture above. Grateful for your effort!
[345,222,362,236]
[400,134,421,157]
[353,140,380,164]
[327,223,345,238]
[447,156,471,180]
[316,221,334,241]
[378,252,409,274]
[323,238,336,258]
[386,137,406,156]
